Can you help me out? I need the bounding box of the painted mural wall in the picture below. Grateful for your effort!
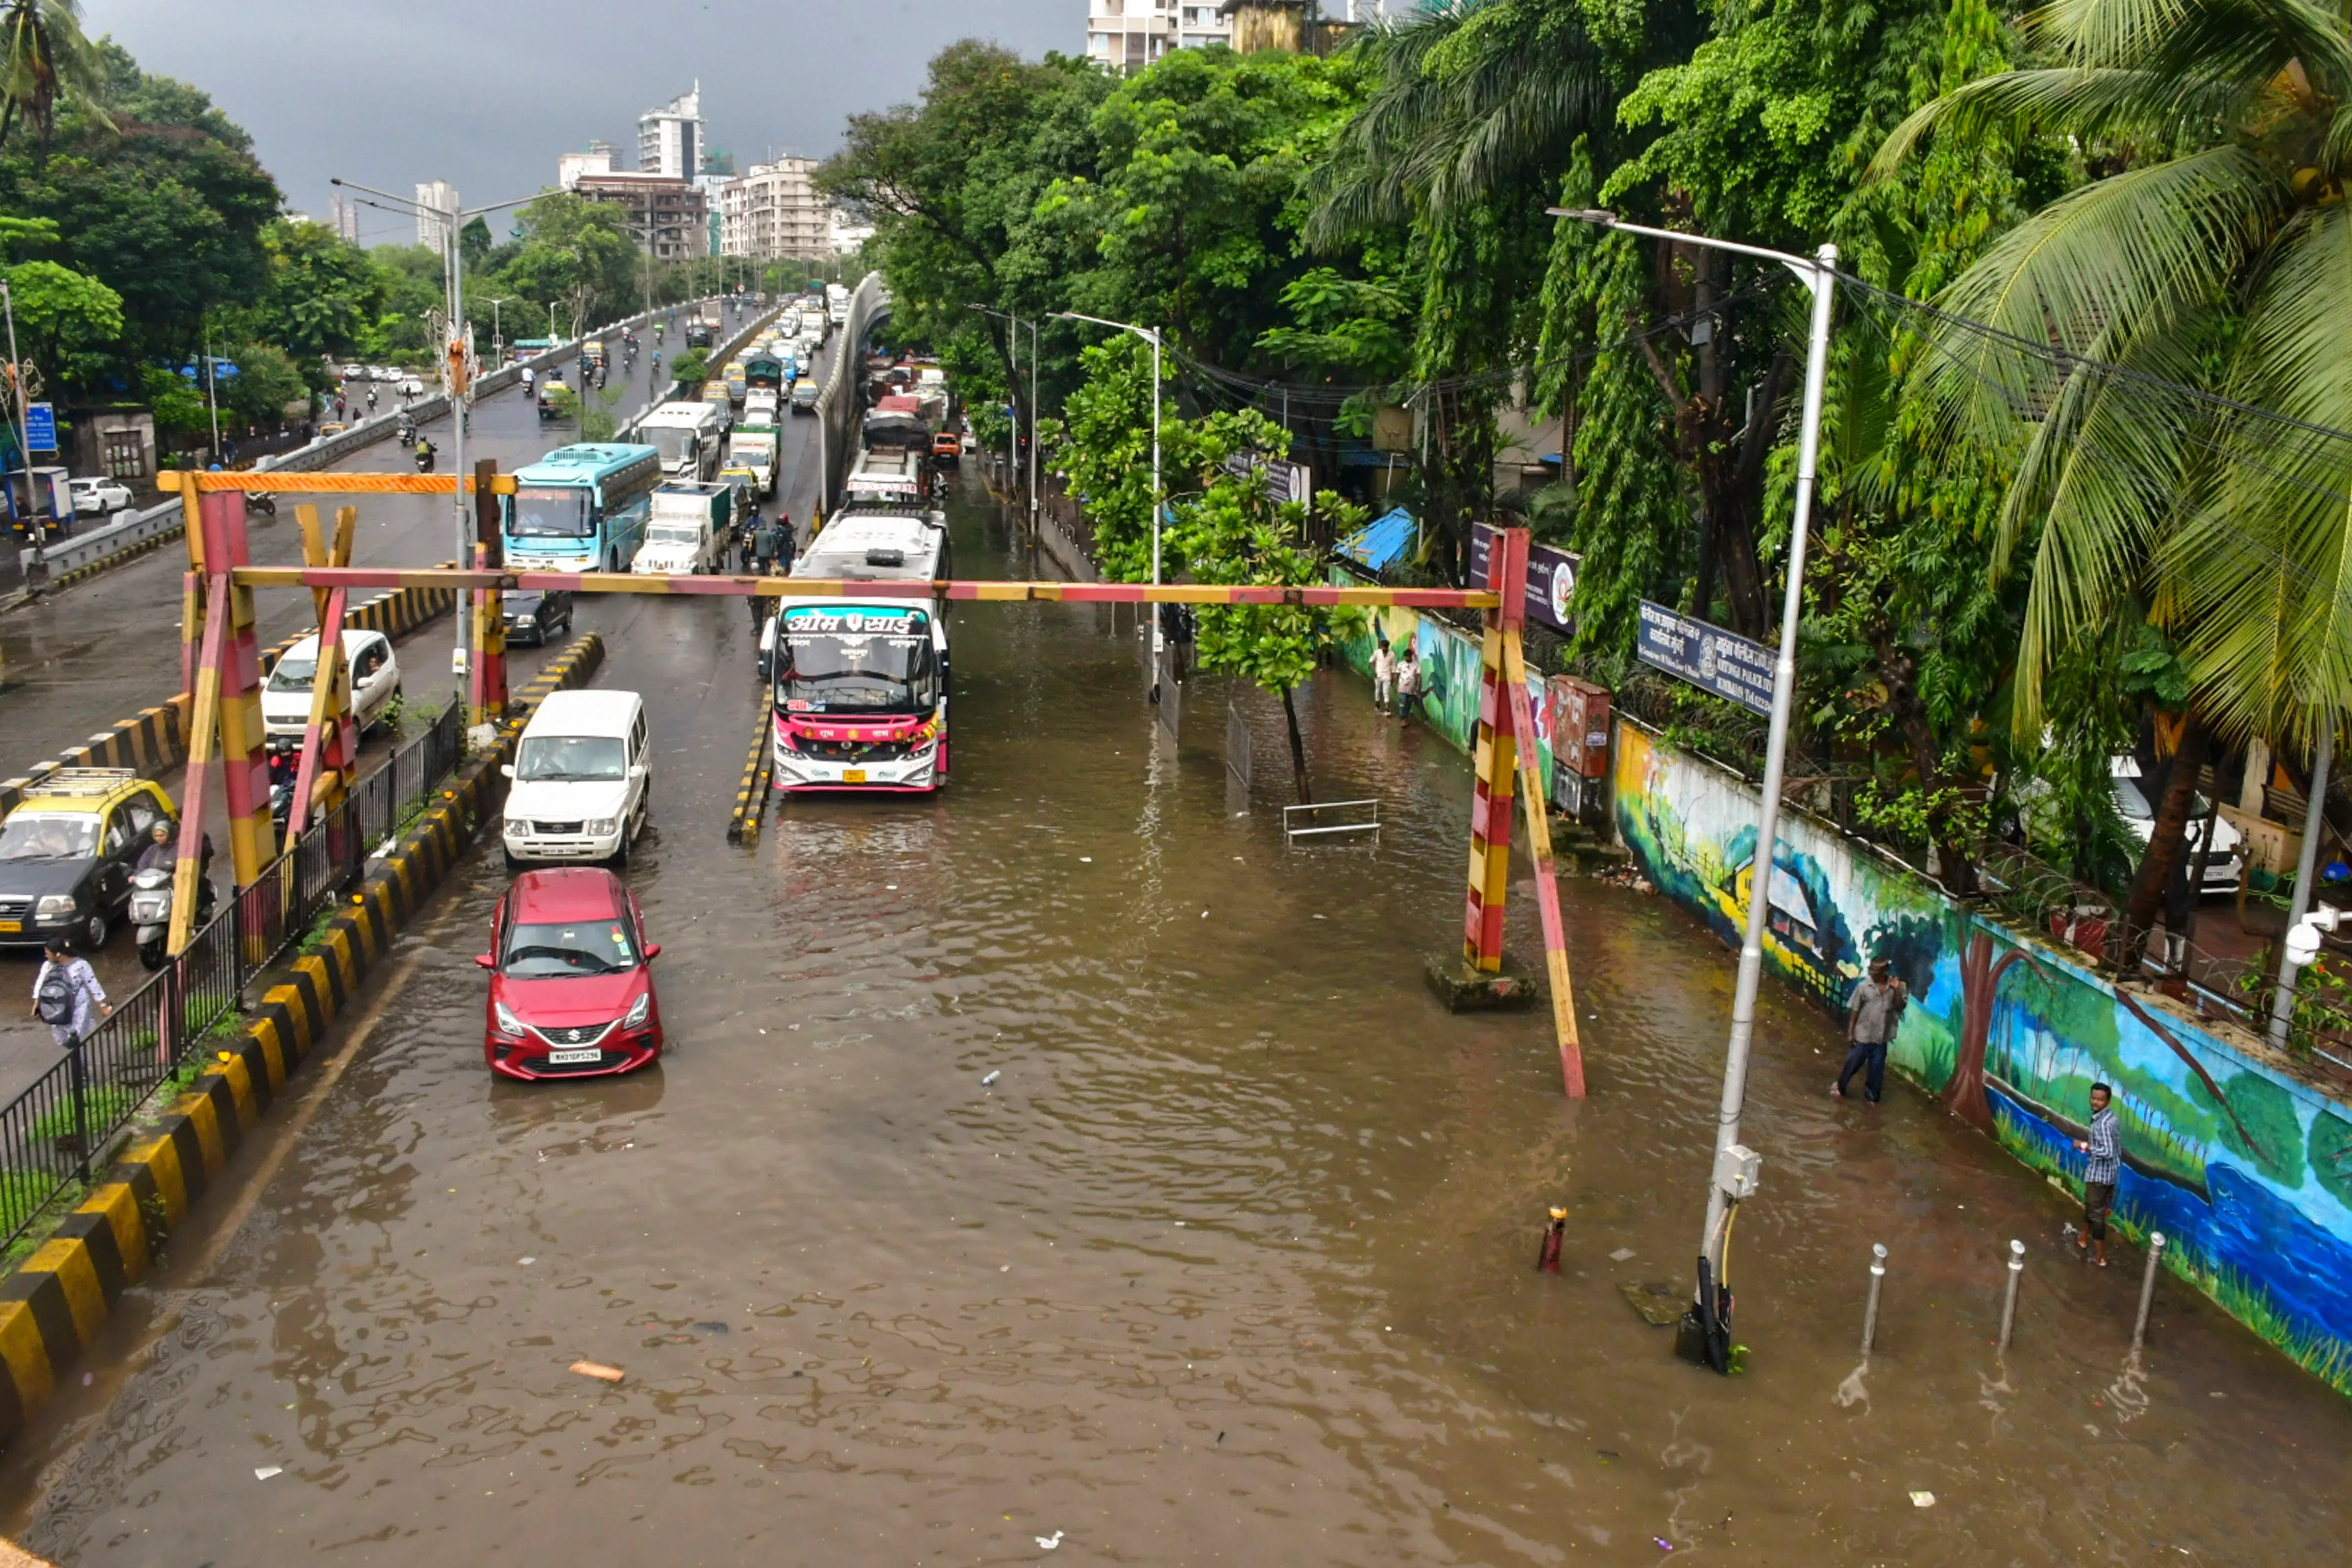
[1329,583,1554,780]
[1614,719,2352,1395]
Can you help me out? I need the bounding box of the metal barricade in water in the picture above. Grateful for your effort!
[1282,799,1380,847]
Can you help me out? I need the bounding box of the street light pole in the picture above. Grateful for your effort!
[1551,207,1838,1303]
[1053,310,1162,662]
[1,278,45,544]
[489,297,511,363]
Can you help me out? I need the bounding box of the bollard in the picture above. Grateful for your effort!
[1861,1243,1887,1353]
[2132,1232,2167,1352]
[1536,1206,1567,1273]
[1998,1239,2025,1353]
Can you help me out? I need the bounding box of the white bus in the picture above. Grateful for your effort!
[634,400,728,483]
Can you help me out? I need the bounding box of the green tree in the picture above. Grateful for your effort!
[0,0,108,163]
[250,219,385,365]
[218,340,306,430]
[1875,0,2352,958]
[1,255,120,391]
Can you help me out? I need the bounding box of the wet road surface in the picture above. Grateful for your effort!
[0,307,820,1103]
[0,491,2347,1565]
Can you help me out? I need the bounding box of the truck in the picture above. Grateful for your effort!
[726,425,781,498]
[744,388,783,426]
[634,399,729,483]
[630,482,733,575]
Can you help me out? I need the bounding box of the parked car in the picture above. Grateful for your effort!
[398,375,425,397]
[338,363,366,381]
[68,476,134,515]
[478,867,663,1080]
[502,588,574,646]
[370,365,401,382]
[2112,756,2247,894]
[0,769,177,951]
[260,629,402,739]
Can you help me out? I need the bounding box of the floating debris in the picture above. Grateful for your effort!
[570,1361,626,1383]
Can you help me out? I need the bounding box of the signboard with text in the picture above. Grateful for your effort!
[1469,523,1581,636]
[1635,600,1776,717]
[23,402,56,452]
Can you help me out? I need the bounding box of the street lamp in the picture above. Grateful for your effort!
[332,177,539,685]
[966,304,1039,535]
[487,297,513,363]
[1549,206,1838,1314]
[1053,310,1162,657]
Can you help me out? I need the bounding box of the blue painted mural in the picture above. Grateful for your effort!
[1615,719,2352,1396]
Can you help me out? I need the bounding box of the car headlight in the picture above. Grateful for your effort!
[585,818,617,836]
[493,1001,524,1037]
[34,894,78,924]
[622,993,651,1029]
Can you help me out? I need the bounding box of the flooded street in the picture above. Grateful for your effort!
[2,490,2348,1566]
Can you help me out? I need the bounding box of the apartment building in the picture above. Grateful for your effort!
[639,86,704,181]
[1087,0,1186,71]
[717,157,833,263]
[414,180,460,250]
[572,172,710,263]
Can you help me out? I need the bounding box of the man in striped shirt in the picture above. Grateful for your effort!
[2072,1082,2121,1267]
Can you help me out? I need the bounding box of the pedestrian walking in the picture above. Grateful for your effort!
[1396,645,1424,723]
[1371,636,1396,713]
[30,937,109,1052]
[773,513,797,574]
[2073,1082,2122,1267]
[1833,956,1909,1103]
[752,516,778,573]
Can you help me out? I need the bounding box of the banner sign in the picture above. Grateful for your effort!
[1469,523,1581,636]
[23,402,56,452]
[1219,450,1310,506]
[1635,600,1776,717]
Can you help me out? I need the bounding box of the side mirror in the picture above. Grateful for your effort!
[629,764,648,781]
[500,764,515,779]
[643,943,662,960]
[474,953,496,970]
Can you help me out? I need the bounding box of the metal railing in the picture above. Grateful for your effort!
[0,704,466,1252]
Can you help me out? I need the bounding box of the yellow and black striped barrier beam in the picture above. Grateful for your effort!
[0,634,605,1451]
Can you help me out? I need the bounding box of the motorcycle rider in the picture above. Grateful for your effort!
[138,820,216,882]
[415,436,438,470]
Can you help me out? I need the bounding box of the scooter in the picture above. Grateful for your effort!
[243,491,278,516]
[131,867,218,970]
[415,444,438,473]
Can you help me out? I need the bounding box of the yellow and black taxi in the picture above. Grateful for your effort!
[0,769,177,951]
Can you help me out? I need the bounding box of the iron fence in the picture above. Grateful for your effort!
[0,704,467,1253]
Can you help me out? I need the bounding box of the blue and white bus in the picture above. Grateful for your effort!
[502,444,663,574]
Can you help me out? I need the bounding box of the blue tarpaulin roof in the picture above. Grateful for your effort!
[1338,507,1415,573]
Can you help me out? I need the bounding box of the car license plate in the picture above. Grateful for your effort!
[0,920,19,934]
[546,1048,601,1065]
[843,769,867,784]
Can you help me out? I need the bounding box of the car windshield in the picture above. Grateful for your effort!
[776,611,936,715]
[2112,777,2154,821]
[646,523,701,545]
[511,487,595,539]
[502,919,638,978]
[515,734,628,782]
[0,813,98,861]
[270,655,319,691]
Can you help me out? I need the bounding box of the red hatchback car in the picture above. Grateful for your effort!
[478,867,663,1080]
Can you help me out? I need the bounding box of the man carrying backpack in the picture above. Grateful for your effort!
[30,937,109,1050]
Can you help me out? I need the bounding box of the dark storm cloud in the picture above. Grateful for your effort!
[92,0,1074,238]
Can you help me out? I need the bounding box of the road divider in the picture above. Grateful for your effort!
[0,568,459,816]
[0,633,606,1450]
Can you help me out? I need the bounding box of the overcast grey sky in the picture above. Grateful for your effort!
[93,0,1073,242]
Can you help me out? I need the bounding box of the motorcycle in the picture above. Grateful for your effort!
[131,866,218,970]
[243,492,278,516]
[395,416,417,445]
[415,444,438,473]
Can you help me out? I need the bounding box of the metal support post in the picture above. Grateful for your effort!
[1501,622,1586,1095]
[468,458,507,727]
[1461,528,1529,972]
[1861,1243,1886,1353]
[2132,1231,2167,1352]
[2270,727,2335,1046]
[170,486,269,951]
[1999,1238,2025,1352]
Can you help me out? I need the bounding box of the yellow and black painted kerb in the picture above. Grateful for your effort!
[0,633,605,1449]
[0,519,189,618]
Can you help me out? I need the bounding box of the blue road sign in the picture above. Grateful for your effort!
[23,401,56,452]
[1636,600,1777,718]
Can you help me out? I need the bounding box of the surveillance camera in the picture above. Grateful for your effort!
[2286,922,2324,969]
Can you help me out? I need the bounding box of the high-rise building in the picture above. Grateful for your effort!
[558,147,614,191]
[717,158,832,264]
[415,180,460,250]
[638,86,704,181]
[572,172,709,263]
[330,194,360,244]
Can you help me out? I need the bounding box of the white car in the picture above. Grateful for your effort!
[339,363,367,381]
[261,630,402,739]
[371,365,401,383]
[2112,756,2247,894]
[398,375,425,397]
[501,690,651,867]
[67,477,134,515]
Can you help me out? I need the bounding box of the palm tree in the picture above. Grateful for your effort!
[1874,0,2352,961]
[0,0,109,164]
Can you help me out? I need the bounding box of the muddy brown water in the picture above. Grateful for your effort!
[0,494,2346,1566]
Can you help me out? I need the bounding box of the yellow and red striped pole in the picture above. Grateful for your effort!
[1462,528,1530,972]
[1503,630,1586,1097]
[468,459,507,728]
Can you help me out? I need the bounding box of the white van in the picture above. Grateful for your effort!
[501,689,653,868]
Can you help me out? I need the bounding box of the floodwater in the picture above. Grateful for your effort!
[1,491,2347,1566]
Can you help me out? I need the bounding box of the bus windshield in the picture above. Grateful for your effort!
[775,610,936,716]
[646,428,694,465]
[511,487,594,538]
